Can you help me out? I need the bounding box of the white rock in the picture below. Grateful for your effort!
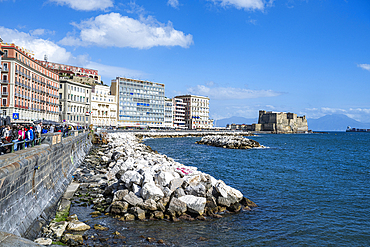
[215,180,243,201]
[121,170,142,186]
[34,238,52,245]
[142,172,154,185]
[49,221,68,238]
[178,195,206,215]
[67,220,91,231]
[156,171,175,187]
[141,183,164,201]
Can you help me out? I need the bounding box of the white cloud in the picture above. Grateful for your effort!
[187,84,283,99]
[0,26,72,63]
[0,26,145,83]
[30,29,55,36]
[357,64,370,71]
[168,0,179,8]
[59,13,193,49]
[321,107,347,114]
[303,107,370,123]
[210,0,267,11]
[49,0,113,11]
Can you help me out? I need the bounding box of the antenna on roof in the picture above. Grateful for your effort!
[44,54,48,62]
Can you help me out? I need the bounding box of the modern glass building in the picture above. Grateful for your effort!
[111,77,165,128]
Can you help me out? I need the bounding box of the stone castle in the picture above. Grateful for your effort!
[227,110,308,133]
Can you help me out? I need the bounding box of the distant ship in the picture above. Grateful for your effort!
[346,126,370,132]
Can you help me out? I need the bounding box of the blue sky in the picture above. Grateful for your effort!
[1,0,370,122]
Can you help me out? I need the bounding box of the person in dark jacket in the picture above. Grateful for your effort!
[11,125,19,151]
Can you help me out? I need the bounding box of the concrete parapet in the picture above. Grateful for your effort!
[0,132,92,239]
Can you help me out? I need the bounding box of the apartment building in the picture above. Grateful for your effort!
[1,43,59,122]
[174,95,212,129]
[0,39,4,96]
[172,97,186,129]
[111,77,165,128]
[164,97,173,128]
[38,61,101,84]
[59,77,91,126]
[91,84,117,127]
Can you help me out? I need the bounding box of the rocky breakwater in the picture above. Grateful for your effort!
[79,132,257,223]
[196,135,263,149]
[135,130,253,139]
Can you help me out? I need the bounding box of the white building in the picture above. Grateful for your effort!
[59,78,91,126]
[164,97,174,128]
[174,95,212,129]
[111,77,165,128]
[91,84,117,127]
[173,97,186,129]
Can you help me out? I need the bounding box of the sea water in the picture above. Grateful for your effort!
[71,132,370,246]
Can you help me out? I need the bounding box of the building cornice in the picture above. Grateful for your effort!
[2,57,58,82]
[1,45,59,78]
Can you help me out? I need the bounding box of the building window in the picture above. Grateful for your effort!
[2,99,6,106]
[60,84,63,89]
[59,93,63,99]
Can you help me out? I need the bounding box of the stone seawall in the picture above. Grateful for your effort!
[0,131,92,239]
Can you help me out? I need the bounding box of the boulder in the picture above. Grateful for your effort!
[156,171,175,187]
[67,220,91,231]
[156,201,166,212]
[130,207,146,220]
[34,237,52,245]
[124,213,135,221]
[169,178,184,191]
[121,171,143,186]
[94,224,109,231]
[184,183,206,197]
[172,187,186,198]
[62,234,83,245]
[215,180,243,206]
[113,189,129,201]
[49,221,68,238]
[162,187,173,197]
[142,172,154,185]
[110,201,129,214]
[178,195,206,215]
[142,199,157,211]
[167,197,187,215]
[154,211,164,219]
[141,183,164,201]
[123,192,143,207]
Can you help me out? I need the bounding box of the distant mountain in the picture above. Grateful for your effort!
[214,116,257,127]
[308,114,370,131]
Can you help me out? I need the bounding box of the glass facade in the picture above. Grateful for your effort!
[118,78,165,126]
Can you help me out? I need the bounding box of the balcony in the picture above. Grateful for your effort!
[2,67,9,72]
[1,91,8,96]
[1,80,9,84]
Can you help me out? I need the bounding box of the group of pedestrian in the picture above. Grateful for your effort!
[0,123,87,154]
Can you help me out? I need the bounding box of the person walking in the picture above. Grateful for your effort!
[11,125,19,151]
[26,126,34,147]
[3,125,11,142]
[36,123,42,138]
[18,126,26,150]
